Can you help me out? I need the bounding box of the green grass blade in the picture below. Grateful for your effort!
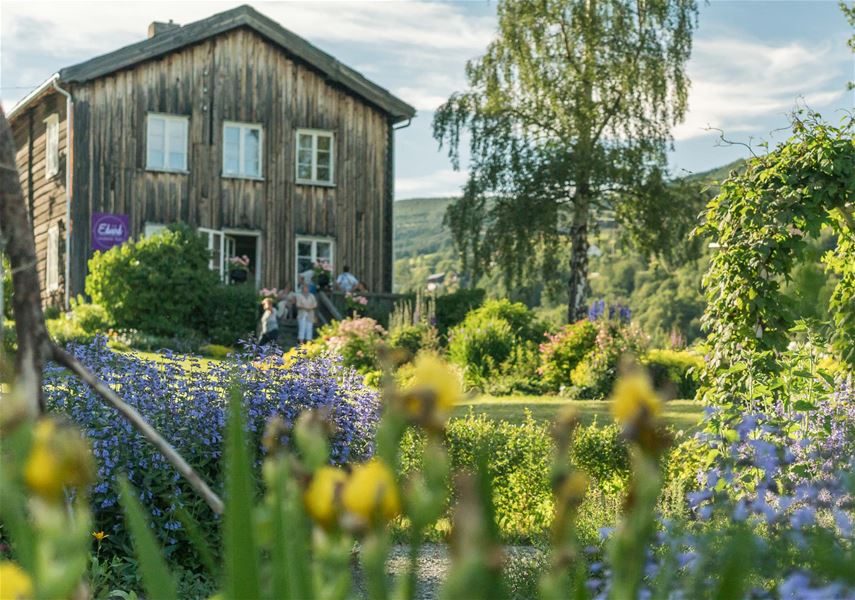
[174,505,218,575]
[118,477,178,600]
[223,384,261,600]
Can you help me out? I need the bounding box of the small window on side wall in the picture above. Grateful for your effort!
[223,122,263,179]
[45,114,59,179]
[146,114,189,172]
[296,130,334,186]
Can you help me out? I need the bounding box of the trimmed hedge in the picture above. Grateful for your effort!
[642,348,704,399]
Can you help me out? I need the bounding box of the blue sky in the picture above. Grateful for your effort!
[2,1,852,198]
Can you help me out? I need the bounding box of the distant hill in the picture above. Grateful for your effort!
[392,159,747,292]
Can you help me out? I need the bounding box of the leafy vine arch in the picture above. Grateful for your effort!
[698,111,855,400]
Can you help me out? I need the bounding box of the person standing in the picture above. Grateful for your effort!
[335,265,360,293]
[259,298,279,345]
[296,282,318,343]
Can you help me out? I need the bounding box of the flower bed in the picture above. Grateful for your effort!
[44,338,380,568]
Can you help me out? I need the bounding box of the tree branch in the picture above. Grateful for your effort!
[50,344,225,515]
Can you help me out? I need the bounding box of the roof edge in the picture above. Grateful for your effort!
[7,74,60,121]
[57,5,415,122]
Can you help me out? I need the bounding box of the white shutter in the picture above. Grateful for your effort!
[45,115,59,178]
[46,225,59,292]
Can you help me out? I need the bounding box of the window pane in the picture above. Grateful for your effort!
[147,118,165,168]
[298,134,313,150]
[317,242,332,260]
[316,165,330,182]
[297,258,313,277]
[167,119,186,170]
[316,135,331,152]
[297,241,313,256]
[244,128,260,177]
[223,126,240,174]
[297,164,312,180]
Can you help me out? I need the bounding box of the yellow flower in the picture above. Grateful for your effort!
[24,419,94,502]
[610,372,662,426]
[92,531,109,542]
[303,466,348,530]
[402,354,462,424]
[0,561,33,600]
[341,459,400,527]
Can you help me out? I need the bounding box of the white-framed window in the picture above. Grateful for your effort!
[296,236,334,285]
[45,114,59,179]
[146,113,189,172]
[223,121,263,179]
[296,129,334,185]
[46,224,60,292]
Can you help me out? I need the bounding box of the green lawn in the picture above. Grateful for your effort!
[453,394,704,432]
[126,349,705,432]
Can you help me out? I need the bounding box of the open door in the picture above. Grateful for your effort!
[198,228,225,279]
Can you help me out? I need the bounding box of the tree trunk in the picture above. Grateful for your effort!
[567,192,590,323]
[0,108,50,415]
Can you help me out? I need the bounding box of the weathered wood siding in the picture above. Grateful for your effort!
[69,27,392,295]
[11,93,69,307]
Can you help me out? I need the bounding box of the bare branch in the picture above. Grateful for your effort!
[706,125,759,158]
[50,344,225,515]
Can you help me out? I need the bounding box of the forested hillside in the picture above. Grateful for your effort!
[392,158,838,346]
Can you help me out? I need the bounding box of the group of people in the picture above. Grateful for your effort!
[258,265,365,346]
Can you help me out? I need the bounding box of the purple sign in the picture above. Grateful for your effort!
[91,213,129,251]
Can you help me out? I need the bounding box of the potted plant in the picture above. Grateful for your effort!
[227,255,250,283]
[344,291,369,316]
[313,259,332,290]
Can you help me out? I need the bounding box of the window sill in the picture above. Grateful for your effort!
[222,174,265,182]
[146,167,190,175]
[296,179,336,188]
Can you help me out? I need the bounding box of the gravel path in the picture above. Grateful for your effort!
[354,543,541,600]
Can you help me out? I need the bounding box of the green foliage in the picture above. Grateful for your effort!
[85,223,218,339]
[199,344,233,359]
[642,348,704,399]
[308,317,388,374]
[570,321,648,399]
[697,111,855,402]
[46,315,95,345]
[447,299,545,391]
[433,0,698,318]
[570,421,630,491]
[199,283,258,345]
[69,296,112,333]
[538,320,598,392]
[118,478,178,600]
[434,288,486,336]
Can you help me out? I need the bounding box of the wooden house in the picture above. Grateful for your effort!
[8,5,415,307]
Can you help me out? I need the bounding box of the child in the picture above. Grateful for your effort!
[259,298,279,345]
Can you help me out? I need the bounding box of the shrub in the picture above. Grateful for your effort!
[198,343,233,359]
[642,348,704,399]
[570,321,648,399]
[69,296,112,333]
[538,320,598,392]
[199,283,258,345]
[46,315,94,345]
[434,288,486,336]
[388,322,439,359]
[85,223,219,338]
[307,317,388,374]
[2,319,16,354]
[44,339,380,572]
[571,421,630,491]
[447,300,545,391]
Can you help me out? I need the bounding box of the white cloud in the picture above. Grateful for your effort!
[395,168,467,198]
[674,37,850,140]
